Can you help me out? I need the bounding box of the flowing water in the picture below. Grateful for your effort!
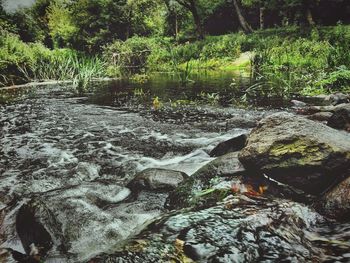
[0,72,349,262]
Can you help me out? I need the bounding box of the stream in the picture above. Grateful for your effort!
[0,72,350,262]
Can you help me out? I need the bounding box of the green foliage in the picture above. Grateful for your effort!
[47,0,77,48]
[103,33,248,75]
[200,35,242,59]
[200,91,220,105]
[314,66,350,93]
[103,36,172,74]
[0,31,42,85]
[249,26,350,98]
[125,0,166,36]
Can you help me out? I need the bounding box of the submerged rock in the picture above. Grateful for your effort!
[327,103,350,131]
[16,200,60,256]
[239,112,350,194]
[209,133,247,157]
[127,168,188,192]
[167,152,246,209]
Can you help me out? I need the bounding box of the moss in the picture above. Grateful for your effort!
[268,139,329,167]
[190,188,231,208]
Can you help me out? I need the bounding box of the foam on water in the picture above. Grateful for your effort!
[137,148,213,175]
[1,86,259,261]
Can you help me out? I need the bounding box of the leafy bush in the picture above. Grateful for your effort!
[314,66,350,93]
[104,36,164,74]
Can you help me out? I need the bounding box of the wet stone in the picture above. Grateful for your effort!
[209,133,248,157]
[94,195,327,263]
[127,168,188,192]
[327,103,350,131]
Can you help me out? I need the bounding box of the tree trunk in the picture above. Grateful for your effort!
[233,0,253,33]
[126,9,132,39]
[305,8,315,26]
[303,0,315,26]
[175,0,204,39]
[190,4,204,39]
[175,13,178,40]
[259,7,265,29]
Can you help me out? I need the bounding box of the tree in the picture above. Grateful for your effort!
[302,0,316,26]
[124,0,165,38]
[0,0,17,33]
[164,0,179,39]
[70,0,129,52]
[173,0,204,39]
[231,0,253,32]
[47,1,77,48]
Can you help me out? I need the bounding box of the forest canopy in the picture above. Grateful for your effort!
[1,0,349,51]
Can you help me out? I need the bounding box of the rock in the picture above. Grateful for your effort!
[225,113,262,129]
[167,152,246,209]
[238,112,350,195]
[209,133,247,157]
[325,93,350,106]
[127,168,188,191]
[327,103,350,131]
[93,196,326,263]
[0,198,67,263]
[5,181,170,262]
[317,176,350,221]
[297,103,349,116]
[302,95,329,106]
[302,93,349,106]
[291,100,307,108]
[307,111,333,122]
[16,200,59,257]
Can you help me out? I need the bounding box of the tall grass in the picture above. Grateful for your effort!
[1,30,105,93]
[72,56,105,93]
[249,26,350,98]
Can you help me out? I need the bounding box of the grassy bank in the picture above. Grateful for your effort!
[0,30,105,93]
[103,25,350,98]
[2,25,350,98]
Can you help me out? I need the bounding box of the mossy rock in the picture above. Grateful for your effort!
[239,112,350,194]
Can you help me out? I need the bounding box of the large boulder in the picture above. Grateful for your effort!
[239,112,350,195]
